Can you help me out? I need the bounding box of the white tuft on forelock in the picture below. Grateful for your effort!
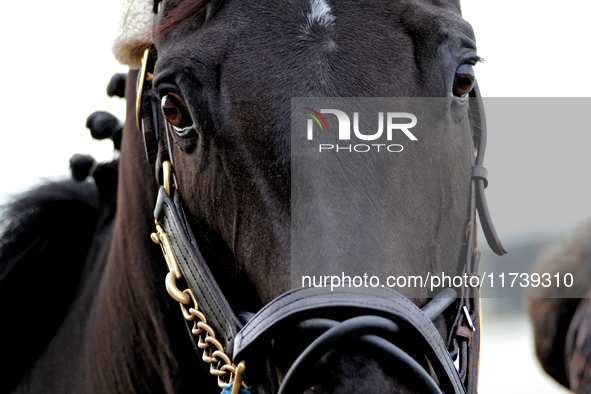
[308,0,335,28]
[112,0,155,69]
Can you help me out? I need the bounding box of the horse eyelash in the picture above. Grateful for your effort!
[467,56,484,65]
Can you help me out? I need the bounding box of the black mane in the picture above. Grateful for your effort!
[0,180,103,392]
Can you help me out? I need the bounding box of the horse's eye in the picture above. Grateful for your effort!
[453,64,476,97]
[161,93,192,129]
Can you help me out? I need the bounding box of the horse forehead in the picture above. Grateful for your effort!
[157,0,472,44]
[156,0,474,71]
[154,0,476,100]
[244,0,470,36]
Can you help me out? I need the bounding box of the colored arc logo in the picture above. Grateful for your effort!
[303,108,329,132]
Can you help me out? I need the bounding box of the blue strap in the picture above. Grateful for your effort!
[220,384,253,394]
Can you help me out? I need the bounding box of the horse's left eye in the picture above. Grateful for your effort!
[453,64,476,97]
[161,93,192,130]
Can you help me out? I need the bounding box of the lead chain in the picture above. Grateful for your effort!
[151,223,247,390]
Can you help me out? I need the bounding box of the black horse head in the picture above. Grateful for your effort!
[0,1,507,393]
[144,0,485,392]
[152,0,476,294]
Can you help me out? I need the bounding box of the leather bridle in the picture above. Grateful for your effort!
[136,47,506,394]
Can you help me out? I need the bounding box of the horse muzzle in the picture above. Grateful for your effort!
[233,286,464,394]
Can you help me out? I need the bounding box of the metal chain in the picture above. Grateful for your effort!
[182,288,238,387]
[152,220,247,389]
[150,161,247,390]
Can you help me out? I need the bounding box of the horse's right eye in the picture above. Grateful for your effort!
[453,64,476,97]
[161,93,192,131]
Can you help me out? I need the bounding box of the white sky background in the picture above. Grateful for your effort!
[0,1,588,393]
[0,1,127,203]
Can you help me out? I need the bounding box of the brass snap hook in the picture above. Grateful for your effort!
[231,361,247,394]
